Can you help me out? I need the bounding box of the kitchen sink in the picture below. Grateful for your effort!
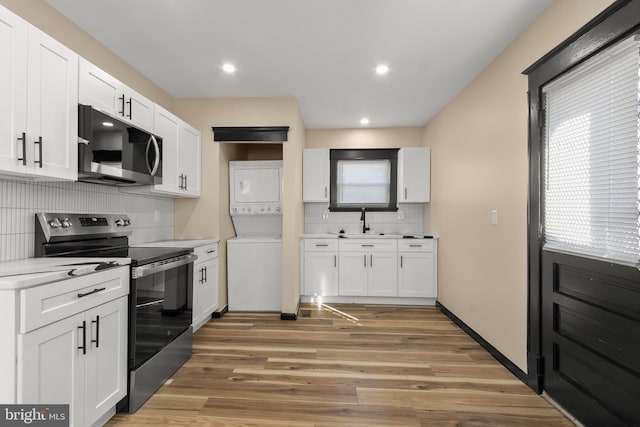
[339,233,401,239]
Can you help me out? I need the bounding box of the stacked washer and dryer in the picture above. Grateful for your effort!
[227,160,283,312]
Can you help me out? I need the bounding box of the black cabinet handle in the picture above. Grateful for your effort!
[17,132,26,165]
[315,244,329,247]
[34,136,43,168]
[400,255,403,268]
[363,254,366,267]
[119,95,125,116]
[77,287,106,298]
[370,254,373,267]
[126,98,132,119]
[78,321,86,355]
[184,174,188,190]
[91,315,100,348]
[203,266,207,283]
[334,255,337,268]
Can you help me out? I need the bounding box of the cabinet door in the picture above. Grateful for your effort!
[303,148,329,202]
[0,7,28,174]
[338,252,368,296]
[78,59,121,116]
[153,106,180,193]
[19,312,85,427]
[398,147,430,203]
[84,297,128,427]
[123,86,154,132]
[304,251,338,296]
[200,258,218,321]
[398,252,435,297]
[26,27,78,180]
[368,252,398,297]
[179,122,201,197]
[192,260,205,329]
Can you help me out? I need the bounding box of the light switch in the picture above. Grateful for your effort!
[491,209,498,226]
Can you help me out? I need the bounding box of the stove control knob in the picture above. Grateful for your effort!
[115,218,125,227]
[123,218,131,226]
[275,206,281,213]
[61,218,72,228]
[48,218,62,229]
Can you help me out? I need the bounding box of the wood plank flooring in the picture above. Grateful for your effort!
[107,304,573,426]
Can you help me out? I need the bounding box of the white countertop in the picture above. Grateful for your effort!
[136,238,219,248]
[300,233,438,239]
[0,257,131,290]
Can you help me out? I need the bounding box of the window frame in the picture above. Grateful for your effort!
[329,148,398,212]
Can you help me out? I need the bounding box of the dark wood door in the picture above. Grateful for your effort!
[542,249,640,426]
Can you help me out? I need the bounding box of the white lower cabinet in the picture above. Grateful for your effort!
[0,266,130,427]
[302,237,437,302]
[303,239,338,296]
[338,240,398,297]
[192,242,219,331]
[19,297,128,427]
[398,240,437,297]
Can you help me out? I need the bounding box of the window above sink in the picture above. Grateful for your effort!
[329,149,399,212]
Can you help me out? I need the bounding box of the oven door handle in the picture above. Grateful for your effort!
[131,254,198,278]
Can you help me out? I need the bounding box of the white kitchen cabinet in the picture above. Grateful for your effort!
[398,239,437,297]
[397,147,430,203]
[5,266,130,427]
[303,239,338,296]
[338,239,398,297]
[178,122,201,197]
[0,5,78,181]
[20,297,127,427]
[303,148,330,202]
[79,58,154,132]
[192,242,219,331]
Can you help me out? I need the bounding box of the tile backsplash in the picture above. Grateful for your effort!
[305,203,424,235]
[0,178,173,261]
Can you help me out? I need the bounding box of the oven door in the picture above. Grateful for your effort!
[129,255,195,369]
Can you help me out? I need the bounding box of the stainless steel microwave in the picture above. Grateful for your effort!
[78,104,162,186]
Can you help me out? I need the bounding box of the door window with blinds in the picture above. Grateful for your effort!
[329,149,398,211]
[542,34,640,265]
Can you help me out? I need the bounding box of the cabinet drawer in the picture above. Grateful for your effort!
[398,239,434,252]
[339,239,398,252]
[195,243,219,261]
[304,239,338,251]
[20,266,129,333]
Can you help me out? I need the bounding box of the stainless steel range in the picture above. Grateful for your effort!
[34,212,196,413]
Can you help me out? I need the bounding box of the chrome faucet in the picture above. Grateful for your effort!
[360,207,370,234]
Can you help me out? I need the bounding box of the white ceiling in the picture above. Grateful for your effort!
[48,0,552,129]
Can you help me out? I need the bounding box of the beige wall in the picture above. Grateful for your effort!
[0,0,173,109]
[422,0,614,371]
[306,127,423,149]
[172,98,305,314]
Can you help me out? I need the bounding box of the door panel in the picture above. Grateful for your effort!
[542,250,640,426]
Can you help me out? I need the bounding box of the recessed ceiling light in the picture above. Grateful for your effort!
[222,63,236,74]
[360,118,370,125]
[102,121,114,127]
[375,64,389,75]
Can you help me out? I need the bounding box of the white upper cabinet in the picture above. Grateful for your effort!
[78,58,120,116]
[153,105,181,193]
[0,7,28,174]
[178,122,201,197]
[303,148,330,202]
[397,147,430,203]
[79,58,154,132]
[0,5,78,181]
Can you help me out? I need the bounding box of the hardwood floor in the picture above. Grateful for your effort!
[107,304,573,426]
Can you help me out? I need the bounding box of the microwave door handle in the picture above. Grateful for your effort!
[146,135,161,176]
